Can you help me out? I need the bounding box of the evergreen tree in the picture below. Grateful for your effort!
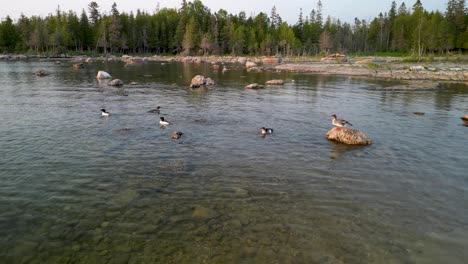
[88,1,100,25]
[0,16,19,52]
[109,2,122,53]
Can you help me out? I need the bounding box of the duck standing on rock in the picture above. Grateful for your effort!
[101,109,110,117]
[331,114,352,127]
[261,127,274,134]
[160,117,172,126]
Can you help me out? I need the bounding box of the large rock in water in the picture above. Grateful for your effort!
[190,75,215,88]
[326,127,372,145]
[108,79,124,87]
[96,71,112,79]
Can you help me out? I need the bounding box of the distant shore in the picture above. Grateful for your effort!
[1,54,467,83]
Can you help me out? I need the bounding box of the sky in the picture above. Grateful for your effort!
[0,0,448,24]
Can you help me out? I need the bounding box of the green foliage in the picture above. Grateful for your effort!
[0,0,465,56]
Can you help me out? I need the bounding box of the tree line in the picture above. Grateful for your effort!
[0,0,466,56]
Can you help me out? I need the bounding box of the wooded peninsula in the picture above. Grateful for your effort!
[0,0,466,57]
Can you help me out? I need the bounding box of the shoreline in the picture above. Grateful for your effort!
[2,54,467,83]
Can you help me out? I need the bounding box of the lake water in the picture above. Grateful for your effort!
[0,60,467,263]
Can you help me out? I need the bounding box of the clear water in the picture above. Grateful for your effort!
[0,60,467,263]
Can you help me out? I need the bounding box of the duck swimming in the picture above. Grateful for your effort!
[172,131,183,139]
[261,127,274,134]
[160,117,172,125]
[148,106,161,113]
[101,109,110,117]
[331,114,352,127]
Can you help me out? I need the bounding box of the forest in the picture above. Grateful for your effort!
[0,0,466,57]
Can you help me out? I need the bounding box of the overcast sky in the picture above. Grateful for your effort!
[1,0,447,24]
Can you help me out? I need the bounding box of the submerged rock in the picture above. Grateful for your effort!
[108,79,124,87]
[265,79,285,85]
[245,83,264,89]
[413,112,425,115]
[192,205,219,220]
[96,71,112,79]
[326,127,372,145]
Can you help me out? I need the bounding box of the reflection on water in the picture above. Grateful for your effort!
[0,60,467,263]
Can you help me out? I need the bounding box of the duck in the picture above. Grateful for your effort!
[148,106,161,113]
[261,127,274,134]
[331,114,352,127]
[172,131,183,139]
[101,109,110,117]
[160,117,172,125]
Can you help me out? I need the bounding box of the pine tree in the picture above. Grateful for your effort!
[88,1,100,25]
[316,0,323,27]
[0,16,19,52]
[109,2,122,53]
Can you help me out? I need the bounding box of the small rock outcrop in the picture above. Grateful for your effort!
[73,63,84,69]
[413,112,425,115]
[326,127,372,145]
[262,56,282,64]
[96,71,112,79]
[410,65,425,71]
[190,75,215,88]
[108,79,124,87]
[34,70,49,77]
[265,79,285,85]
[461,115,468,121]
[245,61,257,69]
[245,83,264,89]
[321,53,348,62]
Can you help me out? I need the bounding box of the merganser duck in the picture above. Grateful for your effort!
[160,117,172,125]
[172,131,183,139]
[261,127,274,134]
[148,106,161,113]
[101,109,110,116]
[331,114,352,127]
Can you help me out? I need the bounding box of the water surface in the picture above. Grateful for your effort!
[0,60,467,263]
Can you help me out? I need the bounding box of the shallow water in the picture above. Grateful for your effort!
[0,60,467,263]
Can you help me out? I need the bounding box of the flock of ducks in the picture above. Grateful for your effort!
[101,107,353,139]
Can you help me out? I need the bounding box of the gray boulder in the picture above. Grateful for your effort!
[326,127,372,145]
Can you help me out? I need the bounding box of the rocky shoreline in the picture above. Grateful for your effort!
[2,54,467,82]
